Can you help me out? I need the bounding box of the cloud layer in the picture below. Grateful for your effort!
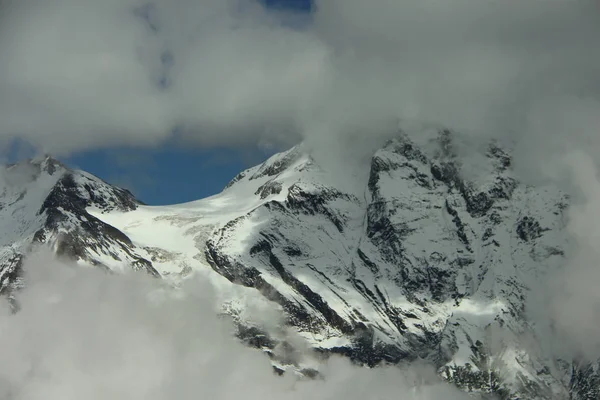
[1,0,600,156]
[0,252,472,400]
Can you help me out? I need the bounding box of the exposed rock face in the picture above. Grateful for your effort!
[0,133,592,399]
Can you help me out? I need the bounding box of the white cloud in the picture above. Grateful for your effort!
[0,251,473,399]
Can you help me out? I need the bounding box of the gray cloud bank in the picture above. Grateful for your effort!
[0,252,472,400]
[530,151,600,363]
[0,0,599,156]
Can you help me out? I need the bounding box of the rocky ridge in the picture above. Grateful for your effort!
[0,131,591,399]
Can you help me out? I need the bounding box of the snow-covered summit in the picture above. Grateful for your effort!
[0,155,156,294]
[0,134,591,399]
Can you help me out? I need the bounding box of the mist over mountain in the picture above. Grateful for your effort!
[2,0,600,399]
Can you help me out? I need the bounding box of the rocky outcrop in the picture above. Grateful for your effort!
[198,131,572,398]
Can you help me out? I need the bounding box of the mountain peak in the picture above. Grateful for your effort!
[0,135,588,399]
[31,154,67,176]
[0,156,156,286]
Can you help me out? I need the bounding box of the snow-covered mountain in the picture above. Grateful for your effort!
[0,130,594,399]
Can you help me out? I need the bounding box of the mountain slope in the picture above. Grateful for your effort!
[0,156,158,297]
[0,131,587,399]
